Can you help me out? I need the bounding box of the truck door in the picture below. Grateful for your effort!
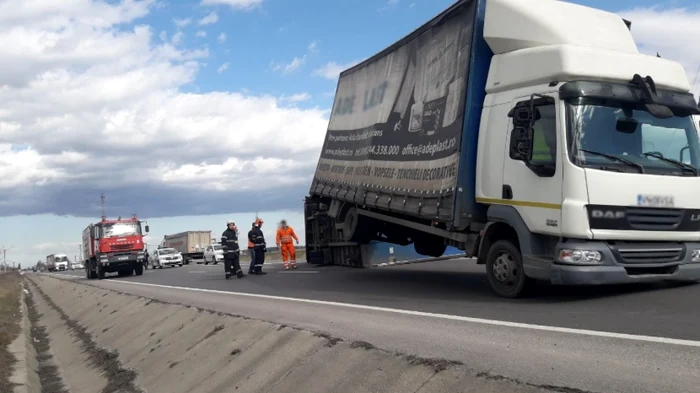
[502,94,563,236]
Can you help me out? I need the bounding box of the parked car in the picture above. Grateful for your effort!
[203,244,224,265]
[152,248,184,269]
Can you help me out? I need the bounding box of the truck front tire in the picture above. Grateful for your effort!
[485,240,534,298]
[97,263,106,280]
[135,264,144,276]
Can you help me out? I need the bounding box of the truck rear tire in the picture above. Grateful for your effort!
[342,207,372,243]
[485,240,534,298]
[87,261,98,279]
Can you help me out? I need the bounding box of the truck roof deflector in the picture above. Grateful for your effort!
[630,74,674,119]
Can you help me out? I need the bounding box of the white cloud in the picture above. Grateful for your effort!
[617,7,700,95]
[217,62,229,74]
[34,241,80,252]
[272,56,306,75]
[171,31,184,45]
[200,0,263,10]
[307,41,319,53]
[312,60,361,80]
[173,17,191,28]
[378,0,400,12]
[0,0,331,217]
[218,32,227,43]
[283,92,311,103]
[196,30,207,38]
[198,11,218,26]
[159,30,167,41]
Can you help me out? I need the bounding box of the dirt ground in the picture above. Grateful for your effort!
[0,271,22,393]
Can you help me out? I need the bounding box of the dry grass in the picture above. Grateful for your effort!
[0,271,22,392]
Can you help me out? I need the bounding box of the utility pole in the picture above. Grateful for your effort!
[101,193,106,221]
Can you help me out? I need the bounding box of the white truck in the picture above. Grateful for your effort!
[162,231,211,264]
[46,254,70,272]
[304,0,700,297]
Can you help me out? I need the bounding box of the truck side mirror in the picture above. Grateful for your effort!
[508,105,541,128]
[509,127,533,162]
[145,225,150,233]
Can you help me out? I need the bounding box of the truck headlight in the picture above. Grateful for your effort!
[558,249,603,265]
[691,249,700,263]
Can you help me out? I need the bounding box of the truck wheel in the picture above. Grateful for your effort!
[135,264,144,276]
[88,262,98,279]
[97,264,106,280]
[485,240,534,298]
[342,207,373,243]
[85,265,91,279]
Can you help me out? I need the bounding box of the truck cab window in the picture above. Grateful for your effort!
[568,103,700,175]
[641,125,691,164]
[530,104,557,168]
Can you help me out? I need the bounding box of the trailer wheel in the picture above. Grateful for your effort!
[342,207,372,243]
[485,240,534,298]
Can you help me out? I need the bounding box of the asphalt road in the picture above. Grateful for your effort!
[57,257,700,340]
[50,258,700,393]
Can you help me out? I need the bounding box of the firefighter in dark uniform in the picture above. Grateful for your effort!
[247,221,267,275]
[221,220,245,279]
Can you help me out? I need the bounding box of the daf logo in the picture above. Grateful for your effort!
[591,210,625,219]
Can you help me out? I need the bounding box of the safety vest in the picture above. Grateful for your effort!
[276,227,298,244]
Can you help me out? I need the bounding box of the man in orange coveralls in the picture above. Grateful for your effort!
[276,219,299,270]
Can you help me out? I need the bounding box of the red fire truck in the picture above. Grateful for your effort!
[82,215,150,279]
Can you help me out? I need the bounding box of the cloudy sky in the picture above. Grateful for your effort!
[1,0,700,265]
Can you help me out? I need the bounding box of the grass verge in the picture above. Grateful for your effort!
[0,271,22,393]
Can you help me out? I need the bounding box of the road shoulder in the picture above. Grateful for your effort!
[26,274,560,393]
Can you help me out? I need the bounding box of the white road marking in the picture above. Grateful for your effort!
[189,271,207,274]
[195,261,284,267]
[278,271,319,274]
[101,279,700,348]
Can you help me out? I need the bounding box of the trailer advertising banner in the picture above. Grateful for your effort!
[312,0,475,195]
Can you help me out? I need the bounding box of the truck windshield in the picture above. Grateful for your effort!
[567,103,700,176]
[55,256,68,262]
[101,222,142,237]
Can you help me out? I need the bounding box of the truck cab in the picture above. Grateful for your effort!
[54,254,69,271]
[84,215,150,279]
[473,0,700,296]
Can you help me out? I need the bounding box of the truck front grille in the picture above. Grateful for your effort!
[110,244,134,251]
[626,208,683,230]
[617,247,683,264]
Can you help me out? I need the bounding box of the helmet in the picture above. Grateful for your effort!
[227,220,235,226]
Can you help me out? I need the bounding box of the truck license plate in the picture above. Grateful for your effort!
[118,256,129,261]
